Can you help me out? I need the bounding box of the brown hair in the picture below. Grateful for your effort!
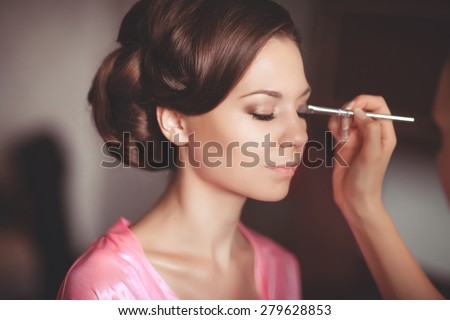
[89,0,301,170]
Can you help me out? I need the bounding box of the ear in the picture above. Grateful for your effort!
[156,106,189,146]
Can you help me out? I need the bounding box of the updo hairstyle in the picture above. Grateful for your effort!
[88,0,300,170]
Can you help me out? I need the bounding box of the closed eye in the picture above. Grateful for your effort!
[252,113,276,121]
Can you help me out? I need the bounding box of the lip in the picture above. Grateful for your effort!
[266,165,298,177]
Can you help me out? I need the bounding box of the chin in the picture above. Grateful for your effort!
[247,184,290,202]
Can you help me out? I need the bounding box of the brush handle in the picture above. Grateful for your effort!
[306,105,415,122]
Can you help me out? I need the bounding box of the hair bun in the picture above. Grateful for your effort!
[117,0,149,47]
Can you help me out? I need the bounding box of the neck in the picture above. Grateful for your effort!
[135,167,248,265]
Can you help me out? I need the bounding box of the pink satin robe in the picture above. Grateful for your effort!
[57,218,301,299]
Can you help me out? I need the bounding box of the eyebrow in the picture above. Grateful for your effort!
[240,86,311,99]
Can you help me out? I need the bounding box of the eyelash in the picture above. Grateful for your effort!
[251,110,309,121]
[252,113,276,121]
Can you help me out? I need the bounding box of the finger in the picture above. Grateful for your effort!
[328,116,341,140]
[353,95,390,114]
[353,109,382,162]
[352,95,396,150]
[341,117,350,139]
[341,100,355,139]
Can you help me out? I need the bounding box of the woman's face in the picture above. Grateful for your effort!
[181,36,310,201]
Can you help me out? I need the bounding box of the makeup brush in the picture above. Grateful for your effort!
[301,105,415,122]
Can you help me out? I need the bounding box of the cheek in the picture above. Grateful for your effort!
[189,112,269,166]
[183,120,294,201]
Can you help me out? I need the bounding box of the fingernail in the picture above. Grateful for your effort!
[354,108,367,120]
[341,117,350,139]
[345,101,355,111]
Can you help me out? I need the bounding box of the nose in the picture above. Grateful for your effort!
[279,112,308,149]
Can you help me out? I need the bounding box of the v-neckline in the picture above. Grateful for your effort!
[119,217,266,300]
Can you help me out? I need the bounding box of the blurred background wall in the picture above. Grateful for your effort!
[0,0,449,299]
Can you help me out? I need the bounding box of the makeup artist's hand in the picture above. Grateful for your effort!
[328,95,397,226]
